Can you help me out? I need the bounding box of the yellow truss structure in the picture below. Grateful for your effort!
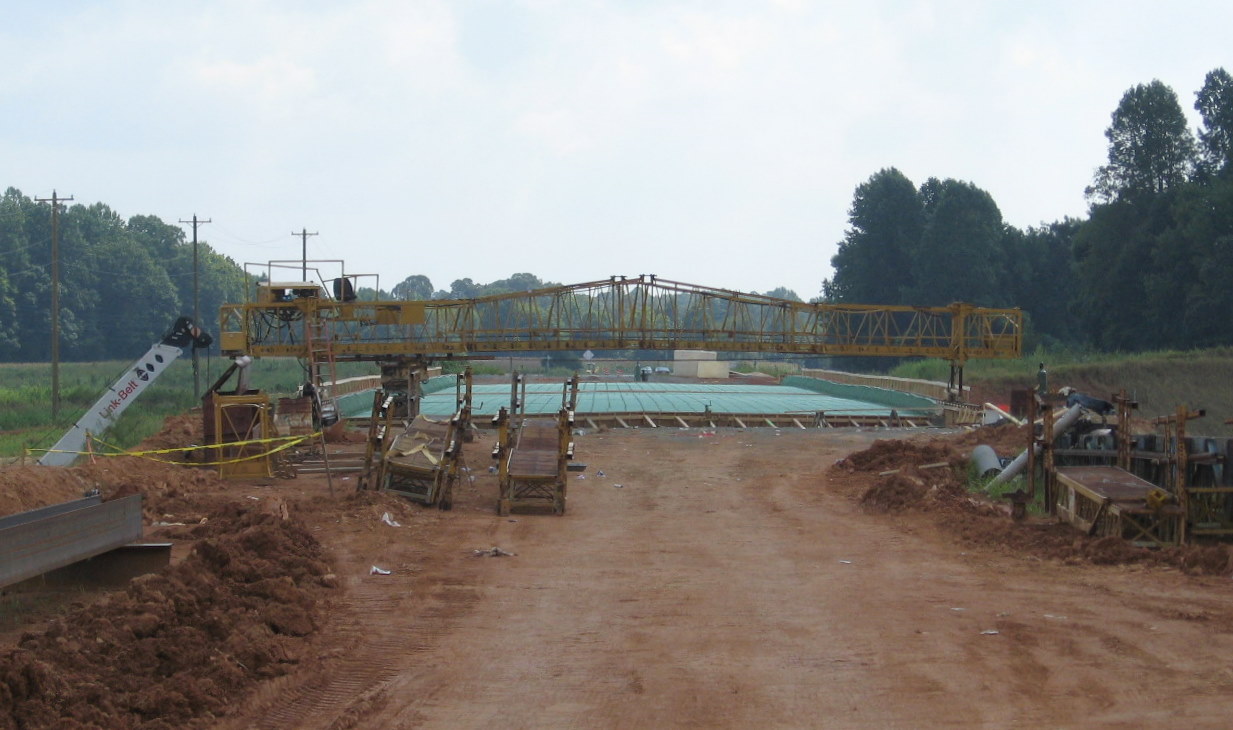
[219,275,1022,364]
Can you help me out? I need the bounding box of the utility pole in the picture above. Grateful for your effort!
[293,228,318,281]
[36,190,73,421]
[179,215,211,400]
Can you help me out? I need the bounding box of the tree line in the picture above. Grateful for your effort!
[0,189,248,362]
[0,187,805,364]
[824,68,1233,352]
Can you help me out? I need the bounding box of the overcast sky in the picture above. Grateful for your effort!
[4,1,1230,300]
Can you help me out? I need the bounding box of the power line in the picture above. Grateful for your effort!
[293,228,318,280]
[35,190,73,421]
[180,215,211,400]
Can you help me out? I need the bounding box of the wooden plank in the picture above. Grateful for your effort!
[792,418,806,430]
[764,418,777,428]
[644,414,658,428]
[615,416,629,429]
[733,417,747,429]
[586,418,599,430]
[877,462,952,477]
[675,416,690,428]
[1087,500,1109,536]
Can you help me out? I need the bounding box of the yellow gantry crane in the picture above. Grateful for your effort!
[220,262,1022,396]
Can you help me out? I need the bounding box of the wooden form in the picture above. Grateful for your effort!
[1053,466,1183,547]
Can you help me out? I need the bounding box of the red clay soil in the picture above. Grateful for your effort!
[0,505,333,730]
[4,413,1233,727]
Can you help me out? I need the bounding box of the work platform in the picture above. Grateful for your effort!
[1054,466,1183,547]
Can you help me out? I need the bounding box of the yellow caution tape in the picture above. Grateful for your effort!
[29,432,324,467]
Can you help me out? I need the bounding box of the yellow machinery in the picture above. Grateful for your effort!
[214,260,1022,493]
[491,375,580,515]
[219,262,1023,394]
[204,391,273,479]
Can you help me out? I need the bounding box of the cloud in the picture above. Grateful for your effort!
[4,0,1233,299]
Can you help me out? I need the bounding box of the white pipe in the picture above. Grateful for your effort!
[989,403,1084,486]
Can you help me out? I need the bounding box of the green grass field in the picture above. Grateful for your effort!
[0,357,377,460]
[891,346,1233,435]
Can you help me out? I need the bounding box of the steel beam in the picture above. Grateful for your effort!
[0,495,143,588]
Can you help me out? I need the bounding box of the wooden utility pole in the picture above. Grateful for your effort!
[293,228,318,281]
[36,190,73,421]
[179,215,211,400]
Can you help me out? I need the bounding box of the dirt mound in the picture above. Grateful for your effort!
[837,438,962,473]
[0,457,234,526]
[945,422,1030,456]
[0,411,226,520]
[135,413,204,453]
[830,432,1233,576]
[859,464,986,516]
[0,466,101,518]
[0,504,334,730]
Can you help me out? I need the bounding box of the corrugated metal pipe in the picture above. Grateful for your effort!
[989,403,1085,486]
[970,445,1003,478]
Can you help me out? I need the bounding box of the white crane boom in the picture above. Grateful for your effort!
[38,318,212,467]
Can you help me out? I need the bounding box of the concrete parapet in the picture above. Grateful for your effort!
[800,368,966,401]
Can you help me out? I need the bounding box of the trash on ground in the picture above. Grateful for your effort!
[370,566,392,575]
[838,559,852,564]
[473,546,516,557]
[381,512,401,527]
[980,630,1000,635]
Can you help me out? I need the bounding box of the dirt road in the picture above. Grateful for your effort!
[218,427,1233,729]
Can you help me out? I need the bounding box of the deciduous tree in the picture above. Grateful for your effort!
[1196,67,1233,178]
[823,168,922,303]
[1088,80,1196,202]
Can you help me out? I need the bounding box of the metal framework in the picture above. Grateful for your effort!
[357,371,474,508]
[491,375,581,515]
[219,272,1022,365]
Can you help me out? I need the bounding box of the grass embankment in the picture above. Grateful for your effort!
[891,347,1233,436]
[0,358,377,459]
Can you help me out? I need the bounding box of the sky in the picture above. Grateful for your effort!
[3,0,1230,301]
